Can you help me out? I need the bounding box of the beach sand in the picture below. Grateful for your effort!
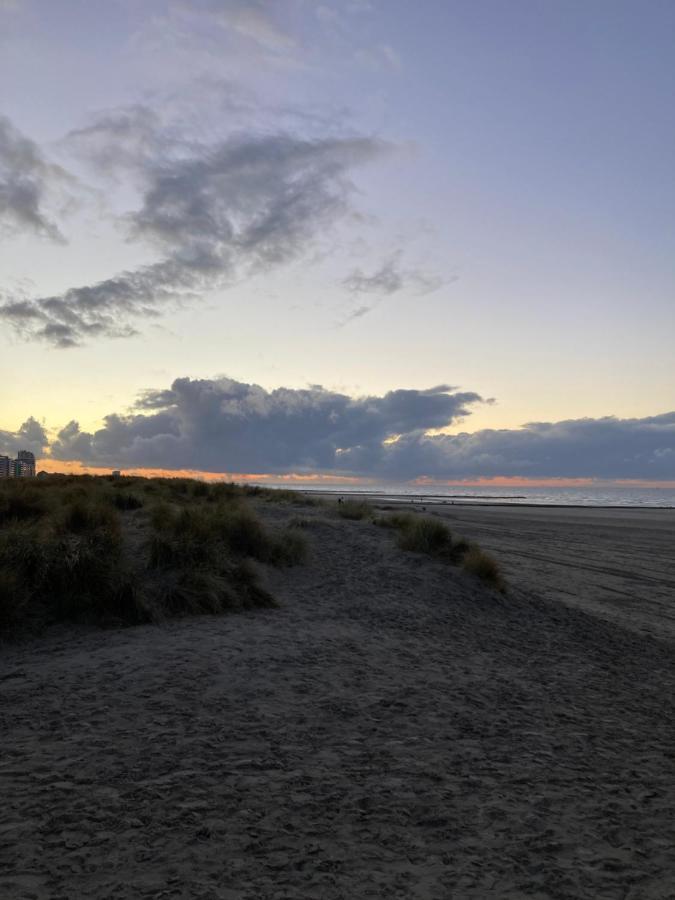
[419,503,675,644]
[1,501,675,898]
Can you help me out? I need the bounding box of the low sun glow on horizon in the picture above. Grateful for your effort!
[33,459,675,491]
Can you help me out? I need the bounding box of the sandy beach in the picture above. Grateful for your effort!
[2,500,675,899]
[396,502,675,644]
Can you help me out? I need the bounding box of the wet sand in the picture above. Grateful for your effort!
[2,501,675,898]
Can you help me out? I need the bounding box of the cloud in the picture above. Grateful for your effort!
[0,260,180,348]
[175,0,297,51]
[65,105,168,177]
[0,115,71,242]
[130,131,386,265]
[46,376,675,481]
[170,0,296,52]
[152,1,382,64]
[366,412,675,481]
[343,252,443,297]
[0,417,49,458]
[49,377,482,473]
[340,251,444,324]
[1,112,390,346]
[128,0,299,71]
[0,6,411,348]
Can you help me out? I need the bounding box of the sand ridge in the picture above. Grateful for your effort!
[1,503,675,898]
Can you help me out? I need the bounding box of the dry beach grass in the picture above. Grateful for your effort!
[0,476,307,632]
[1,484,675,898]
[0,477,500,633]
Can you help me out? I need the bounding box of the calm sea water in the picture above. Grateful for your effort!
[265,483,675,508]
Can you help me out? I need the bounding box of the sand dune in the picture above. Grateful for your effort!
[2,502,675,898]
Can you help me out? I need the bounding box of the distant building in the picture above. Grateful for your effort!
[0,450,36,478]
[112,470,121,479]
[17,450,36,478]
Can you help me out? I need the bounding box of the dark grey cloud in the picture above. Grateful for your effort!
[0,417,49,458]
[0,115,70,242]
[50,377,482,473]
[363,412,675,481]
[343,254,437,296]
[340,250,444,324]
[0,259,183,348]
[48,376,675,480]
[2,110,389,347]
[130,132,385,267]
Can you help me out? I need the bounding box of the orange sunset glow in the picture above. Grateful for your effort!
[35,459,675,491]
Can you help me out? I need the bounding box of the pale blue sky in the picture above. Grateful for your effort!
[1,0,673,480]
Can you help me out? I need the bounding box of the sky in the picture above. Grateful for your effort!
[1,0,673,484]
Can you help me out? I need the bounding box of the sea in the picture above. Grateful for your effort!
[261,483,675,509]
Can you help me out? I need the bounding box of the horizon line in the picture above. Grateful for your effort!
[34,459,675,490]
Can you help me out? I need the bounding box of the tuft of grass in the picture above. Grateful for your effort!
[248,487,320,506]
[149,501,174,531]
[288,515,312,529]
[375,511,416,530]
[59,500,121,539]
[141,480,162,496]
[376,510,504,590]
[336,500,373,520]
[461,545,504,591]
[100,573,153,625]
[209,482,243,503]
[191,480,210,498]
[144,497,305,615]
[0,568,26,627]
[397,516,453,556]
[0,512,126,625]
[113,492,144,511]
[267,528,308,567]
[377,512,456,556]
[218,507,271,559]
[148,503,307,569]
[0,486,50,524]
[156,565,275,618]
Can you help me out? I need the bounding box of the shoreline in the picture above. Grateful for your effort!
[295,488,675,511]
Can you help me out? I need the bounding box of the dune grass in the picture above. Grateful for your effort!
[376,510,503,591]
[248,487,321,506]
[0,475,307,633]
[0,475,504,632]
[149,502,307,569]
[460,544,504,591]
[336,499,373,521]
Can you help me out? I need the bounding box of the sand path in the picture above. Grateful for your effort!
[2,505,675,898]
